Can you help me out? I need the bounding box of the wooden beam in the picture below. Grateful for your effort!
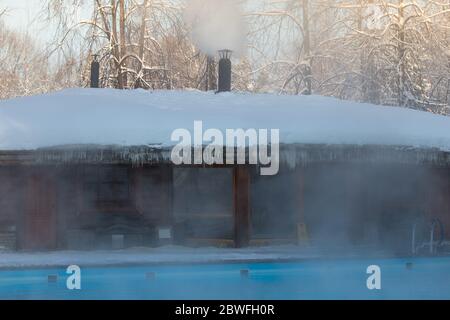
[422,168,450,240]
[446,168,450,239]
[434,167,450,239]
[295,166,309,245]
[233,166,251,248]
[131,166,144,215]
[164,165,174,226]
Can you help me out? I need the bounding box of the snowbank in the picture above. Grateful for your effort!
[0,88,449,151]
[0,246,323,269]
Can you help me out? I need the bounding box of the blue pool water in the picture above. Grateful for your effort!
[0,257,449,300]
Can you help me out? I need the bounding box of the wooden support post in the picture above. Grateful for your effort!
[433,167,450,239]
[164,165,174,226]
[446,168,450,239]
[296,166,309,245]
[131,166,144,215]
[420,168,450,240]
[233,166,251,248]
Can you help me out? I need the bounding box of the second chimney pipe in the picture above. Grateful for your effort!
[90,55,100,88]
[218,50,232,93]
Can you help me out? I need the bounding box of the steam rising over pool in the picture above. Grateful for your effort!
[1,257,449,300]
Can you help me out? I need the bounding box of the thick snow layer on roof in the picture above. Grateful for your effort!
[0,88,449,151]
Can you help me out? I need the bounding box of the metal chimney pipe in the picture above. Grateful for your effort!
[90,55,100,88]
[218,49,232,93]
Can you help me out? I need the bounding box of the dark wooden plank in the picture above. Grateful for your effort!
[295,166,309,245]
[432,168,450,239]
[21,168,57,250]
[165,165,174,226]
[233,166,251,248]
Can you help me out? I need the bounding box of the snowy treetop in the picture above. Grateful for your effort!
[0,88,449,152]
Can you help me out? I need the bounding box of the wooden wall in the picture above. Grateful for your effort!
[22,169,57,250]
[234,166,250,248]
[427,168,450,239]
[67,165,173,249]
[0,163,448,251]
[0,167,23,250]
[0,167,23,227]
[0,166,59,250]
[132,165,173,224]
[173,168,234,244]
[250,166,299,242]
[1,165,175,250]
[300,163,448,253]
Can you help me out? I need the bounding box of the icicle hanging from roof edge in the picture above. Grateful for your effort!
[25,143,450,168]
[280,147,298,170]
[161,150,172,162]
[279,146,305,170]
[119,147,172,167]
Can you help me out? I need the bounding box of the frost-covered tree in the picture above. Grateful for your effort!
[353,0,450,112]
[0,21,54,99]
[242,1,323,94]
[42,0,213,90]
[1,0,449,114]
[246,0,449,114]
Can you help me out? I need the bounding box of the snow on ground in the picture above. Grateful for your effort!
[0,88,449,151]
[0,245,399,269]
[0,246,324,269]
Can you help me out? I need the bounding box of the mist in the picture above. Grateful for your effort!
[251,161,444,257]
[183,0,246,56]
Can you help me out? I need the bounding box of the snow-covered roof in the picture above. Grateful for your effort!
[0,88,449,152]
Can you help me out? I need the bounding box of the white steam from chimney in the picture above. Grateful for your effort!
[184,0,246,56]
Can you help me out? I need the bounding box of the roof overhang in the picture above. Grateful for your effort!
[1,144,449,168]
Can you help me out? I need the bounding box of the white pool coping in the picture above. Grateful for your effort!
[0,245,339,269]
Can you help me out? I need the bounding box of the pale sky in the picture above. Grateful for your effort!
[2,0,91,42]
[1,0,42,29]
[1,0,53,47]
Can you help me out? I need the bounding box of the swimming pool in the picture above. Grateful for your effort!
[0,257,449,300]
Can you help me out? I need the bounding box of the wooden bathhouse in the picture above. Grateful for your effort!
[0,89,449,253]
